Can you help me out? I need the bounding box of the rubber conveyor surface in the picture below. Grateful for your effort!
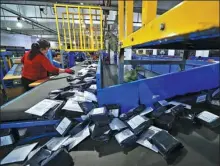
[0,64,84,121]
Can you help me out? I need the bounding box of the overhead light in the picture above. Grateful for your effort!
[16,22,23,28]
[80,3,84,5]
[6,27,11,31]
[16,16,23,28]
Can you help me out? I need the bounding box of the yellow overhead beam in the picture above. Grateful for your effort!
[120,1,220,48]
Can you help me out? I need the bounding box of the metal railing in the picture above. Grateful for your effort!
[54,4,103,51]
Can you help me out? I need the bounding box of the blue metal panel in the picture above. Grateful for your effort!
[139,63,220,106]
[0,120,60,129]
[96,58,101,89]
[68,52,76,68]
[97,81,139,113]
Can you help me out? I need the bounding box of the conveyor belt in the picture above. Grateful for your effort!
[0,64,84,121]
[13,64,22,76]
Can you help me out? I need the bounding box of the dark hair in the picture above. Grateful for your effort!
[29,39,50,60]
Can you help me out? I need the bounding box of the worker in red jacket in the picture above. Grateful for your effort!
[21,39,73,91]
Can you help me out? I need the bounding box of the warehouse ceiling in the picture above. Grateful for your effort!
[0,0,182,43]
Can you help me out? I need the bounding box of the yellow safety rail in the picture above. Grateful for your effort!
[54,4,103,51]
[118,0,220,48]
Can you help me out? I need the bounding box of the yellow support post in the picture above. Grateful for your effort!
[142,1,157,25]
[62,13,67,50]
[93,25,99,49]
[89,8,94,50]
[78,7,83,49]
[54,5,62,50]
[100,10,103,49]
[118,0,125,41]
[125,0,133,37]
[71,14,77,49]
[65,7,73,50]
[82,26,86,49]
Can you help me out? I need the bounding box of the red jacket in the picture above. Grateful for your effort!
[21,51,59,81]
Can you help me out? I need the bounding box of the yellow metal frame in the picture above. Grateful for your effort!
[119,1,220,48]
[54,4,103,51]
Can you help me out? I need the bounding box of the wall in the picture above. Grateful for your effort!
[1,32,58,49]
[0,33,35,49]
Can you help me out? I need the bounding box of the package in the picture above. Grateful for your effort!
[64,126,90,151]
[41,148,74,166]
[25,99,63,117]
[151,106,167,118]
[86,88,97,95]
[154,113,175,131]
[84,91,97,102]
[126,115,152,135]
[196,111,220,128]
[43,100,65,120]
[140,107,154,116]
[0,129,19,147]
[170,105,187,117]
[154,100,169,108]
[91,124,111,142]
[109,118,127,131]
[115,129,137,147]
[79,102,97,113]
[62,99,85,118]
[105,104,121,118]
[25,147,52,166]
[0,143,38,165]
[207,88,220,110]
[57,91,75,100]
[151,130,184,160]
[68,119,90,136]
[120,105,146,121]
[55,117,73,136]
[90,107,111,126]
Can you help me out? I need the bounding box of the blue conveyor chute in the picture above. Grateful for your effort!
[97,63,220,113]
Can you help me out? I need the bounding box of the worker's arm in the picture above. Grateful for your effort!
[41,56,64,74]
[41,56,73,74]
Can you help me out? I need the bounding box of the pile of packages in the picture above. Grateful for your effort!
[0,62,219,165]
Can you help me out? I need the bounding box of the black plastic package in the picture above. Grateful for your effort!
[79,102,97,114]
[41,148,74,166]
[91,124,112,142]
[154,113,175,131]
[105,104,121,118]
[90,107,111,126]
[115,129,137,148]
[119,105,146,121]
[126,115,152,135]
[151,130,184,160]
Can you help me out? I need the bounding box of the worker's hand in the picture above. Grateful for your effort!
[65,68,75,74]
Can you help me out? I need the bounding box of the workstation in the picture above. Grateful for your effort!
[0,1,220,166]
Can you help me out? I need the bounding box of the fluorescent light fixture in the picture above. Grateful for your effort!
[6,27,11,31]
[80,3,84,5]
[16,22,23,28]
